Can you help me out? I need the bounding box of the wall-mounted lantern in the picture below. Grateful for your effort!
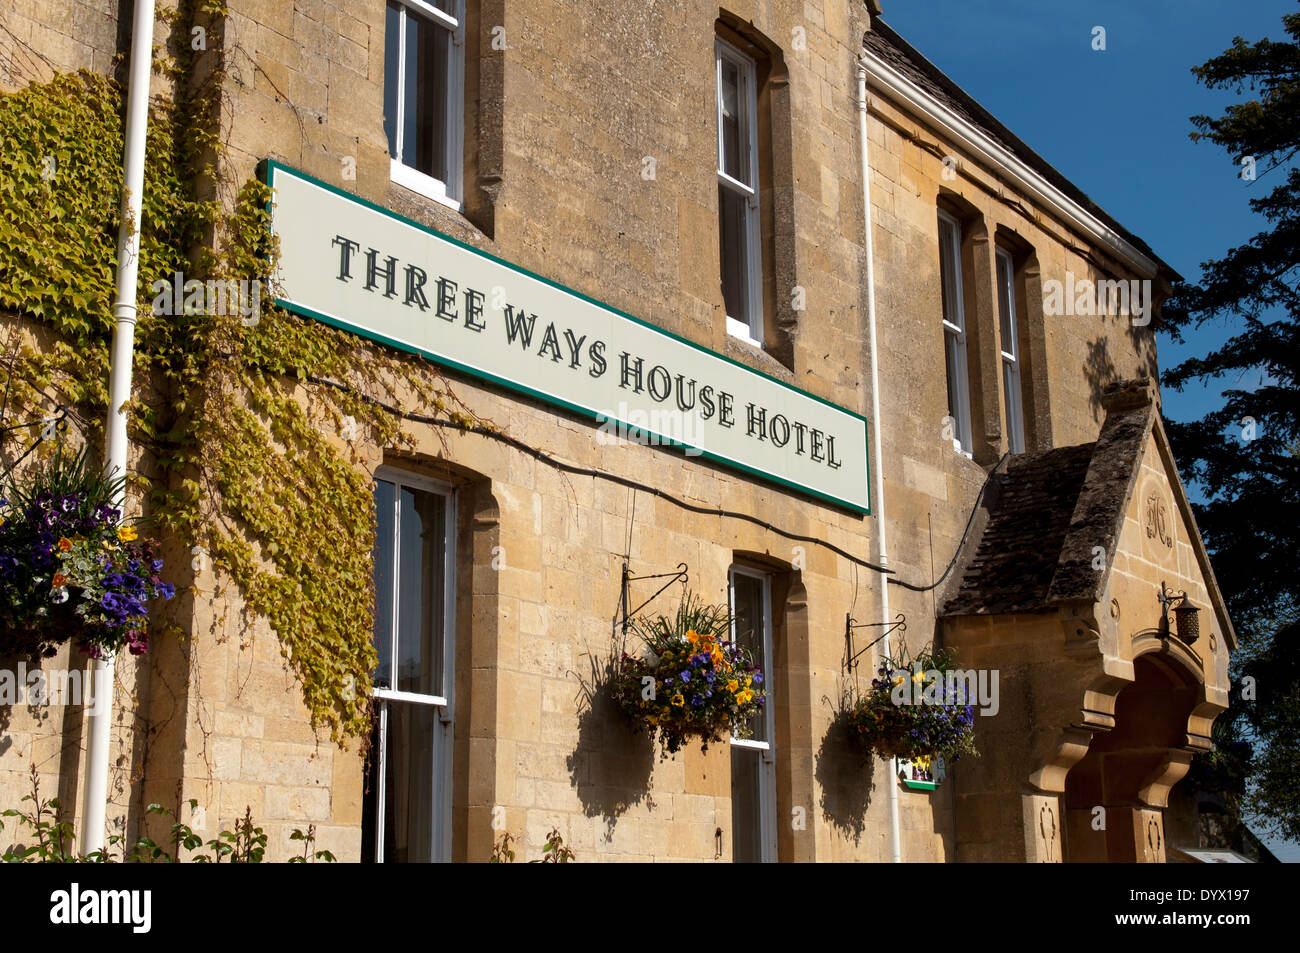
[1174,596,1203,644]
[1157,580,1201,645]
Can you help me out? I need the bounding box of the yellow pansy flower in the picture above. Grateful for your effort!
[671,693,685,707]
[117,525,138,543]
[726,679,739,693]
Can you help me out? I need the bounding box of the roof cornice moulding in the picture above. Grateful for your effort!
[859,49,1159,279]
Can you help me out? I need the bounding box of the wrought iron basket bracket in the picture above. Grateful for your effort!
[619,561,689,636]
[842,611,907,675]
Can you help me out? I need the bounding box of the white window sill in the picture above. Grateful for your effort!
[726,316,764,349]
[373,687,448,707]
[390,158,462,213]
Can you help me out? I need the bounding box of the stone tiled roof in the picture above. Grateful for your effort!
[941,382,1156,617]
[1047,397,1152,606]
[864,20,1178,280]
[941,443,1096,616]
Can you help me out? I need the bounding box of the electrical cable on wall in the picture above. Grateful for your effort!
[893,452,1007,594]
[303,372,1005,595]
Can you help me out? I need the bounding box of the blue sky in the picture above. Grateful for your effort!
[881,0,1297,864]
[881,0,1289,430]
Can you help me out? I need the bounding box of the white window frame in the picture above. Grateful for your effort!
[728,565,777,863]
[716,39,764,347]
[996,247,1026,454]
[370,465,457,863]
[938,209,972,456]
[386,0,465,211]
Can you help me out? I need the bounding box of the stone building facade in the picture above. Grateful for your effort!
[0,0,1233,862]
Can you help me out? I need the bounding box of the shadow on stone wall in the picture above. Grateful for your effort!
[0,648,69,767]
[1084,336,1119,423]
[815,700,876,846]
[566,650,655,841]
[1085,322,1158,424]
[0,650,17,757]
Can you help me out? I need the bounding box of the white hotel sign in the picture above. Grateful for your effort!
[265,162,871,512]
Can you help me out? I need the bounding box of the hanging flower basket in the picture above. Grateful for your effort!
[843,645,978,764]
[0,447,174,658]
[611,592,765,757]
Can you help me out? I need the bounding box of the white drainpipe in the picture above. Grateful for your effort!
[858,56,902,863]
[81,0,156,855]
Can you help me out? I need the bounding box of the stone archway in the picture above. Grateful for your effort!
[1061,640,1205,862]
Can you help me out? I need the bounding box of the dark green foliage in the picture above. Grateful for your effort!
[1162,5,1300,841]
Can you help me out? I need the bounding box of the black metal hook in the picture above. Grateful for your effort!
[842,611,907,674]
[619,561,688,636]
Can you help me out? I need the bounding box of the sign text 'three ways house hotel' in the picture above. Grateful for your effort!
[265,161,871,513]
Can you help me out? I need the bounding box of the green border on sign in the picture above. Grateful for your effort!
[259,159,872,515]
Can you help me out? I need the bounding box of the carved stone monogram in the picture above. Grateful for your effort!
[1144,493,1173,549]
[1136,477,1177,567]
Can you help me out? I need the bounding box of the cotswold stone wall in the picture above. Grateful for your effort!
[2,0,1163,861]
[0,0,122,87]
